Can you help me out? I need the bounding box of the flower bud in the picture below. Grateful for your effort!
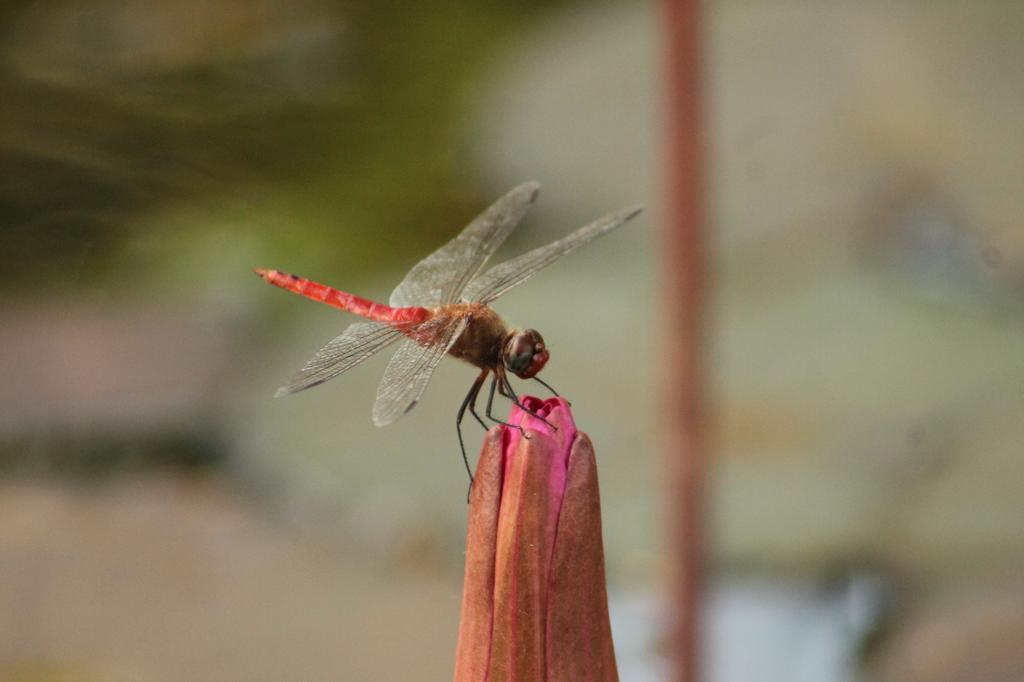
[454,397,618,681]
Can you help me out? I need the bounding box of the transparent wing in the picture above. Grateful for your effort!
[372,316,468,426]
[275,322,404,397]
[389,181,540,308]
[461,206,642,304]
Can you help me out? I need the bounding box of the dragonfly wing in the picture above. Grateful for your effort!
[275,322,404,397]
[389,181,540,308]
[372,316,469,426]
[461,206,642,304]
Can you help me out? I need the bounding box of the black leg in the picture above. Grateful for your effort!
[532,376,560,397]
[468,373,489,432]
[501,369,557,431]
[456,370,488,492]
[485,373,526,435]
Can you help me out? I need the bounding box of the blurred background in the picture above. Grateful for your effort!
[1,0,1023,680]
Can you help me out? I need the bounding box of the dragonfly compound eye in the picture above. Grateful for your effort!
[504,329,549,379]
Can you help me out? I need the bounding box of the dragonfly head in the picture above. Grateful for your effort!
[503,329,549,379]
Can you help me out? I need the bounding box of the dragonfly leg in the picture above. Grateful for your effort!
[532,376,560,397]
[500,368,557,431]
[485,372,527,436]
[456,370,489,492]
[467,370,489,432]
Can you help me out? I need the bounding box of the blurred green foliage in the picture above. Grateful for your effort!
[0,0,573,295]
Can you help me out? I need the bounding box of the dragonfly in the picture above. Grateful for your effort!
[256,181,641,483]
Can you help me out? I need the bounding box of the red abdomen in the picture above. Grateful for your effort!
[255,268,429,325]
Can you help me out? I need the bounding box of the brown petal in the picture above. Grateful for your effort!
[546,433,618,681]
[454,428,504,681]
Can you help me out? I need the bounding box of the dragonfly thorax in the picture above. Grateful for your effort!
[503,329,549,379]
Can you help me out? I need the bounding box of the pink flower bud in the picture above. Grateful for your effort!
[454,397,618,681]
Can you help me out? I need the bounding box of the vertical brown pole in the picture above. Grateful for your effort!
[662,1,705,681]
